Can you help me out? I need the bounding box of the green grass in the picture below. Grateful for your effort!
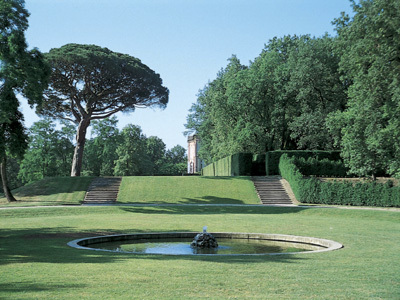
[0,177,93,206]
[0,206,399,299]
[117,176,260,204]
[0,176,399,298]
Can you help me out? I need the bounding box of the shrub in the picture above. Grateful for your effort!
[251,154,266,176]
[266,150,341,175]
[295,157,348,177]
[202,153,253,176]
[279,154,400,207]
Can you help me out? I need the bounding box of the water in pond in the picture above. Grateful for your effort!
[92,238,322,255]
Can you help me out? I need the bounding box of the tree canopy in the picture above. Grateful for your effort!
[186,35,346,164]
[328,0,400,179]
[186,0,400,180]
[39,43,169,176]
[13,118,187,183]
[0,0,49,201]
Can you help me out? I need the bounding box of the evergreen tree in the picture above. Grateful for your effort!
[39,44,168,176]
[0,0,49,201]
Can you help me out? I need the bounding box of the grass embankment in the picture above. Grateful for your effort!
[0,206,399,299]
[0,177,93,206]
[117,176,260,205]
[1,176,260,206]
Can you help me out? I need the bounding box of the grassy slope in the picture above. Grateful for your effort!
[1,176,259,206]
[0,177,93,206]
[0,206,399,299]
[117,176,260,204]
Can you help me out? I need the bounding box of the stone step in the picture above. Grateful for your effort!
[257,194,289,197]
[261,199,293,203]
[255,188,286,191]
[83,177,122,204]
[87,191,118,195]
[252,176,293,206]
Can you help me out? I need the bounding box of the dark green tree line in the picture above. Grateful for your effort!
[186,35,346,164]
[186,0,400,180]
[328,0,400,179]
[18,119,75,183]
[13,118,187,185]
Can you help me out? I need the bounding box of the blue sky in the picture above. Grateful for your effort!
[22,0,353,149]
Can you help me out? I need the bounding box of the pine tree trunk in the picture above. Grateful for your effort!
[1,156,17,202]
[71,118,91,177]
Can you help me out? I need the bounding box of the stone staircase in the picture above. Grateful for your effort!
[83,177,122,204]
[252,176,293,205]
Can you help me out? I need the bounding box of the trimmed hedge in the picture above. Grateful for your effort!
[266,150,341,175]
[202,153,253,176]
[295,157,348,177]
[251,154,266,176]
[279,154,400,207]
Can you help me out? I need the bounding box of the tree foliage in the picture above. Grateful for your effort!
[329,0,400,178]
[14,118,187,182]
[0,0,49,201]
[39,43,169,176]
[80,118,186,177]
[186,35,345,164]
[82,116,120,176]
[18,119,74,183]
[187,0,399,179]
[114,124,150,176]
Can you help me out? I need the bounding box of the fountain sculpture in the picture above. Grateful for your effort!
[190,226,218,249]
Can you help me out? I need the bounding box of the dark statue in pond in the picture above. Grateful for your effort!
[190,226,218,249]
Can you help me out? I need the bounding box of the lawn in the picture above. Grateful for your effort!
[1,205,399,299]
[1,176,260,206]
[0,177,93,206]
[117,176,260,204]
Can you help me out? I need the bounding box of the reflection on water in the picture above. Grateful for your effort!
[93,238,323,255]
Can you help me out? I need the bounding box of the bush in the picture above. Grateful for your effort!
[202,153,253,176]
[295,157,348,177]
[279,154,400,207]
[266,150,341,175]
[251,154,266,176]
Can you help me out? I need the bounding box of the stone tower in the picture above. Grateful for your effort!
[187,135,204,174]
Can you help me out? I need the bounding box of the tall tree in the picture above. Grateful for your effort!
[145,136,166,175]
[39,44,169,176]
[114,124,150,176]
[330,0,400,178]
[161,145,187,175]
[285,35,347,149]
[186,35,346,162]
[18,119,74,183]
[0,0,49,201]
[83,116,120,176]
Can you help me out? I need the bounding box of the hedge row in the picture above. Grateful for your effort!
[295,157,348,177]
[266,150,341,175]
[202,153,253,176]
[279,154,400,207]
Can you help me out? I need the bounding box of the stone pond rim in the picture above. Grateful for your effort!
[67,232,343,256]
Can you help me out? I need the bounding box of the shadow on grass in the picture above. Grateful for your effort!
[0,282,86,295]
[12,177,93,198]
[119,205,308,215]
[199,176,254,181]
[0,227,308,266]
[179,196,253,205]
[127,196,251,205]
